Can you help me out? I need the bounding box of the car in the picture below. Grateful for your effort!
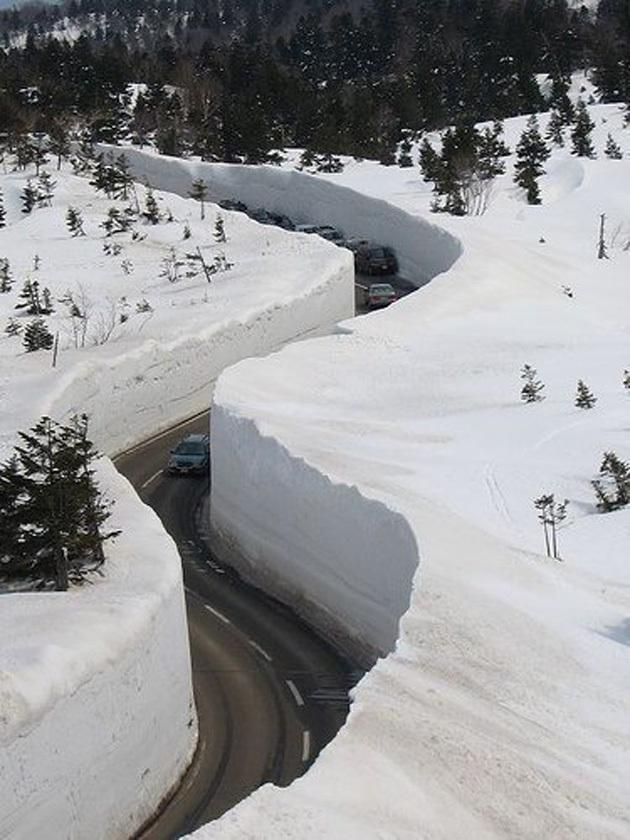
[167,434,210,475]
[248,207,275,225]
[315,225,345,245]
[367,282,397,309]
[218,199,248,213]
[294,223,320,234]
[344,237,371,253]
[355,244,399,276]
[268,212,295,230]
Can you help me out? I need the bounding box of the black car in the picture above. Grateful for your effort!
[167,434,210,476]
[355,245,398,276]
[218,198,248,213]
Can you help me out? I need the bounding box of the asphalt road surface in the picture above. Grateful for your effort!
[355,273,427,313]
[115,414,361,839]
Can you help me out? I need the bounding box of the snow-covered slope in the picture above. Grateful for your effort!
[0,163,353,837]
[201,104,630,838]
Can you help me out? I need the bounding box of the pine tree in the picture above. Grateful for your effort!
[66,206,86,237]
[37,171,57,207]
[397,133,413,168]
[545,110,565,147]
[112,154,134,201]
[21,180,38,214]
[520,364,545,402]
[623,369,630,391]
[514,116,550,205]
[183,223,191,240]
[189,179,208,220]
[15,279,42,315]
[23,318,54,352]
[100,207,133,236]
[41,287,54,315]
[214,213,226,243]
[0,188,6,228]
[604,133,623,160]
[418,138,442,182]
[142,187,161,224]
[0,257,13,293]
[4,318,21,336]
[571,100,596,158]
[575,379,597,409]
[0,415,118,588]
[592,452,630,512]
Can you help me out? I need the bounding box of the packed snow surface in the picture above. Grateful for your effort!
[202,104,630,838]
[0,161,352,837]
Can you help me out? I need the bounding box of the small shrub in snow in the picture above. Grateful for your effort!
[15,279,44,315]
[0,188,5,227]
[520,364,545,403]
[534,493,568,560]
[23,317,54,352]
[66,206,86,237]
[33,253,41,272]
[160,247,185,283]
[4,317,21,336]
[101,207,135,236]
[121,259,133,275]
[142,187,161,224]
[136,298,153,313]
[0,257,13,293]
[316,152,344,173]
[397,133,414,168]
[214,214,226,243]
[183,222,191,240]
[103,241,123,257]
[571,100,596,159]
[623,369,630,391]
[545,109,565,147]
[592,452,630,512]
[0,415,118,590]
[37,171,56,207]
[575,380,597,409]
[604,133,623,160]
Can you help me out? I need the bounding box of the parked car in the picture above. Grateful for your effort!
[249,207,276,225]
[218,198,248,213]
[344,237,371,253]
[367,283,397,309]
[167,434,210,476]
[295,223,320,234]
[268,212,295,230]
[355,244,399,276]
[315,225,345,245]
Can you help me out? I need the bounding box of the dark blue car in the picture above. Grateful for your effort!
[168,434,210,476]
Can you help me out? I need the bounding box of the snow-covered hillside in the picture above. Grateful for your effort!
[202,103,630,838]
[0,162,353,838]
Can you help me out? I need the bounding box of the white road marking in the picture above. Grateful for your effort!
[248,639,273,662]
[302,730,311,763]
[141,469,163,489]
[204,604,231,625]
[286,679,304,707]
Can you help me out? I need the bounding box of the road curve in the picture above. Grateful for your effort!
[115,412,360,839]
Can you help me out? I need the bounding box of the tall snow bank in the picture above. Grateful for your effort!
[0,462,195,840]
[103,146,462,284]
[198,104,630,838]
[211,404,418,662]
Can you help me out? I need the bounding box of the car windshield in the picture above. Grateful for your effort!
[370,249,386,258]
[371,285,395,293]
[175,442,206,455]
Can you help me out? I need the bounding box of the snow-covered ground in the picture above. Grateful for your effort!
[0,162,352,837]
[201,103,630,838]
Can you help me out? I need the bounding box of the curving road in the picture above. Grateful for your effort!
[115,413,361,839]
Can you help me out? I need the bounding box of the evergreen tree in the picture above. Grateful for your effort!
[142,187,160,224]
[4,317,21,336]
[0,188,6,228]
[418,138,443,183]
[49,119,71,171]
[100,207,133,236]
[21,180,38,214]
[23,318,54,352]
[0,257,12,293]
[112,155,134,201]
[514,116,550,205]
[604,133,623,160]
[545,110,565,147]
[41,287,54,315]
[189,179,208,220]
[397,133,413,168]
[214,213,226,243]
[0,415,118,588]
[623,369,630,391]
[520,364,545,403]
[575,380,597,409]
[571,100,596,159]
[183,223,191,240]
[37,171,57,207]
[66,206,86,236]
[15,279,42,315]
[592,452,630,512]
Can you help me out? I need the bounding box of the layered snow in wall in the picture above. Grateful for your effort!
[201,104,630,838]
[0,162,353,837]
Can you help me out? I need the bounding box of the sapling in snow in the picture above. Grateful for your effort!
[520,364,545,403]
[142,187,161,224]
[15,279,43,315]
[575,380,597,409]
[21,180,37,214]
[571,100,596,159]
[214,214,226,243]
[604,134,623,160]
[37,171,56,207]
[5,318,21,336]
[534,494,569,560]
[66,206,86,236]
[0,188,5,227]
[0,257,13,293]
[189,179,208,220]
[183,222,191,240]
[623,369,630,391]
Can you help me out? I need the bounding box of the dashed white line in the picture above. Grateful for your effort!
[141,469,163,489]
[248,639,273,662]
[204,604,231,625]
[286,679,305,707]
[302,730,311,763]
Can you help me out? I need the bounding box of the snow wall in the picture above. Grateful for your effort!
[1,159,354,838]
[102,146,463,284]
[210,408,419,663]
